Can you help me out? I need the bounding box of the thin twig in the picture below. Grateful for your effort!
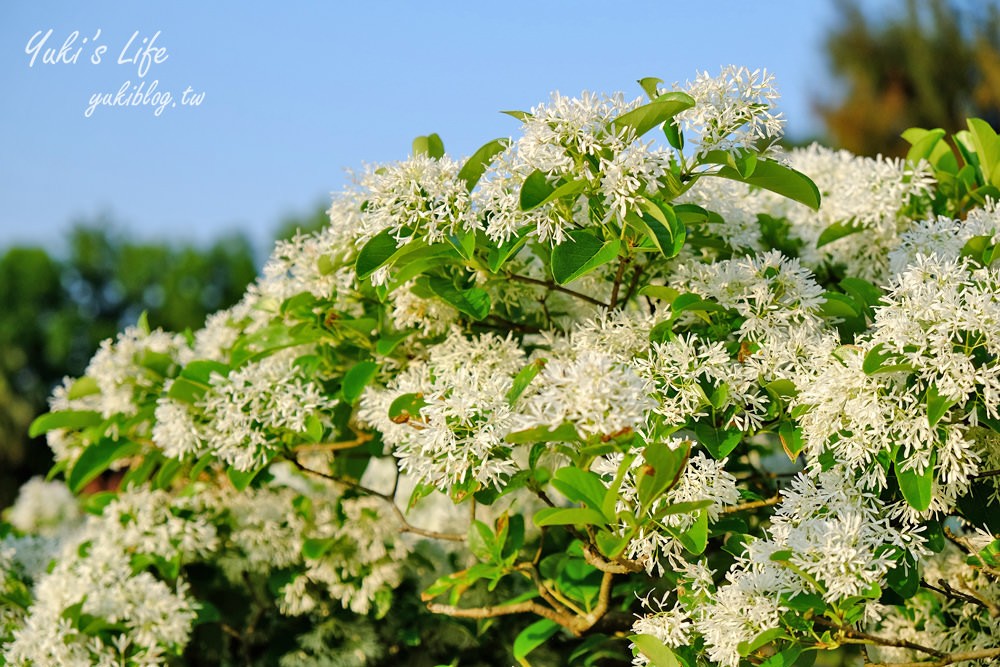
[621,263,645,306]
[973,468,1000,479]
[609,256,630,309]
[864,647,1000,667]
[721,495,782,514]
[813,618,946,659]
[427,600,571,629]
[506,272,609,308]
[292,432,373,452]
[289,457,465,542]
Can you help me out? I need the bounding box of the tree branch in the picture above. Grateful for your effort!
[288,456,466,543]
[609,256,630,309]
[864,647,1000,667]
[813,618,947,659]
[721,495,782,514]
[506,272,610,308]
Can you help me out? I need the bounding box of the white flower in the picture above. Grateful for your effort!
[676,66,784,156]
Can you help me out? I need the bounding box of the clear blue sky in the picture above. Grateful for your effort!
[0,1,868,257]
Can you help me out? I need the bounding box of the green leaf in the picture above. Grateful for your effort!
[68,438,142,493]
[227,465,264,491]
[631,634,680,667]
[356,229,405,280]
[533,506,608,527]
[519,170,555,210]
[636,441,688,509]
[552,467,610,514]
[637,77,663,99]
[302,537,335,560]
[676,510,708,554]
[506,360,544,404]
[635,199,686,258]
[651,499,714,522]
[66,376,100,400]
[967,118,1000,186]
[501,110,532,122]
[715,159,821,210]
[513,619,560,666]
[550,230,621,285]
[426,277,491,320]
[895,454,935,512]
[926,384,955,427]
[737,628,788,657]
[778,422,805,461]
[341,361,378,404]
[458,138,510,190]
[388,392,427,421]
[886,550,919,599]
[487,229,529,272]
[816,220,863,248]
[693,422,742,459]
[413,133,445,159]
[520,172,588,211]
[862,343,915,375]
[506,422,580,444]
[611,91,695,138]
[29,410,103,438]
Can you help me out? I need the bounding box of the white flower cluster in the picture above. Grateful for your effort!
[633,469,925,667]
[154,348,337,470]
[4,477,79,536]
[675,65,784,156]
[359,330,526,491]
[2,487,215,667]
[355,154,475,247]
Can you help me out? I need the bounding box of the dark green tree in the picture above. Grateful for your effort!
[0,224,258,507]
[819,0,1000,156]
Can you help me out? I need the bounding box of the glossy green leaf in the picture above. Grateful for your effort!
[513,618,560,666]
[533,506,608,527]
[926,384,954,427]
[458,138,510,190]
[636,199,686,258]
[29,410,103,438]
[341,361,378,404]
[716,159,821,210]
[427,277,491,320]
[356,229,402,280]
[636,441,688,509]
[631,634,680,667]
[412,133,445,159]
[611,91,695,138]
[550,230,621,285]
[895,455,935,512]
[676,510,708,554]
[506,360,545,404]
[637,77,663,99]
[816,220,863,248]
[227,465,264,491]
[520,172,588,211]
[68,438,142,493]
[551,467,610,514]
[505,422,580,444]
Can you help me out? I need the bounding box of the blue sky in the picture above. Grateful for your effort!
[1,1,863,257]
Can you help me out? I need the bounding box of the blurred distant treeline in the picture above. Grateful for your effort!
[0,209,327,508]
[3,0,1000,507]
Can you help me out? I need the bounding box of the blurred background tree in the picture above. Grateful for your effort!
[0,221,258,507]
[818,0,1000,156]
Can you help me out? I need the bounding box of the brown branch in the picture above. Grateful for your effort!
[580,541,644,574]
[922,578,1000,616]
[864,647,1000,667]
[609,256,630,309]
[289,456,465,543]
[292,432,373,452]
[427,600,572,629]
[621,263,645,306]
[973,468,1000,479]
[506,272,610,308]
[721,495,782,514]
[813,618,947,659]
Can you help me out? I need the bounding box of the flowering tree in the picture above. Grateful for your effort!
[2,66,1000,667]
